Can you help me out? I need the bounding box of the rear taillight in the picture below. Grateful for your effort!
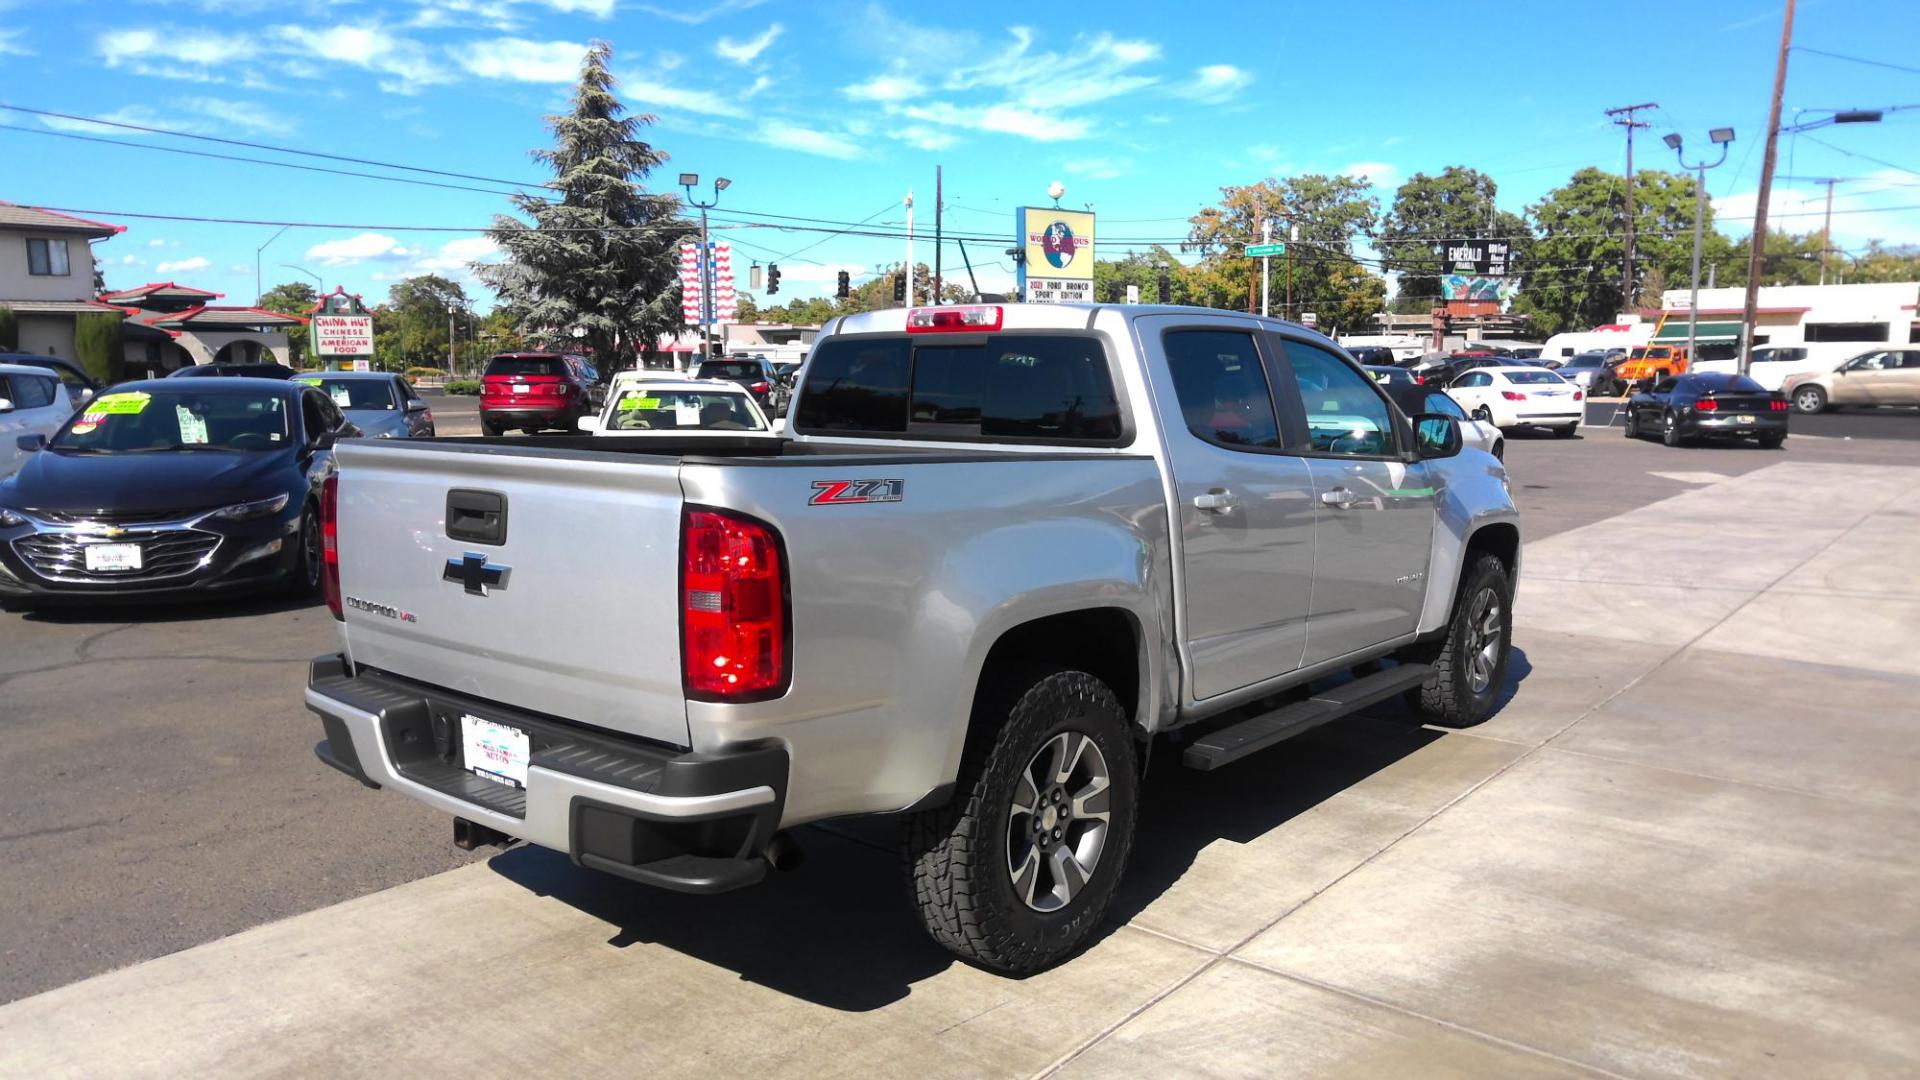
[1696,399,1719,412]
[682,508,788,701]
[906,305,1004,333]
[321,473,342,621]
[1770,400,1788,411]
[1501,391,1527,401]
[1573,390,1584,401]
[749,381,770,394]
[1413,375,1425,385]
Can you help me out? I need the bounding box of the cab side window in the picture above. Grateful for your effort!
[12,374,57,409]
[300,392,330,442]
[1282,341,1396,457]
[1162,329,1283,450]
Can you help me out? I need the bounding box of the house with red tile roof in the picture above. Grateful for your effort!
[100,282,308,377]
[0,201,126,360]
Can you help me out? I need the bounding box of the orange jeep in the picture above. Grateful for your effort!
[1611,345,1689,393]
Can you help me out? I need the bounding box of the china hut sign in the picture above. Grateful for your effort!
[310,287,374,357]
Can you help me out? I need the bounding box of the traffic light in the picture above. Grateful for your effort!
[892,272,906,304]
[836,270,850,299]
[766,262,781,295]
[1157,268,1171,304]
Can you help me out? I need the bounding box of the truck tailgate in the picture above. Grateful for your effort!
[332,442,689,748]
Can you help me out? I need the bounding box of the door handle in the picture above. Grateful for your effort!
[1319,488,1360,508]
[1193,489,1240,513]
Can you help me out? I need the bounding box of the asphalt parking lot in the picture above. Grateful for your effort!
[3,414,1918,1075]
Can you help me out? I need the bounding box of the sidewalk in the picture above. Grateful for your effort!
[3,461,1917,1078]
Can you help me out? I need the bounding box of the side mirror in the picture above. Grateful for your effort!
[16,433,46,452]
[0,397,13,413]
[313,430,338,451]
[74,387,95,405]
[1412,414,1463,459]
[405,398,429,413]
[576,416,602,433]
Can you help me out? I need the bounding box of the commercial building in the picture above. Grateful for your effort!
[1658,281,1920,353]
[102,282,306,377]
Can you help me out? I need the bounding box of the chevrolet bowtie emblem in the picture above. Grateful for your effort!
[443,552,510,596]
[101,526,127,538]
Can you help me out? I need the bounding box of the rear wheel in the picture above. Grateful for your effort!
[1662,411,1686,447]
[1554,423,1578,439]
[480,418,503,437]
[1792,385,1828,414]
[1759,432,1786,450]
[1623,408,1640,439]
[902,668,1139,975]
[1405,553,1512,727]
[287,503,322,598]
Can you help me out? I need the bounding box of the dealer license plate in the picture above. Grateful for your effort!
[512,383,529,394]
[1735,414,1755,424]
[84,543,143,572]
[461,713,530,788]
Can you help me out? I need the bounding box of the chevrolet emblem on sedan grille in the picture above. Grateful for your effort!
[443,552,510,596]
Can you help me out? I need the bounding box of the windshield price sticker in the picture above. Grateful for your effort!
[86,392,151,416]
[618,396,661,411]
[176,406,210,444]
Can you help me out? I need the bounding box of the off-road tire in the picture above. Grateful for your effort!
[901,668,1139,975]
[1405,553,1513,727]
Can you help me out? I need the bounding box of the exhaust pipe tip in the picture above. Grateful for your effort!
[764,831,804,872]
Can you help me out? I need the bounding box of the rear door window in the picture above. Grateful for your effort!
[1162,329,1283,450]
[14,374,57,409]
[795,334,1122,444]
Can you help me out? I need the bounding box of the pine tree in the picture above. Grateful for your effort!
[475,41,691,369]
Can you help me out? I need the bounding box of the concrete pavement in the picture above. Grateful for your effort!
[3,459,1918,1078]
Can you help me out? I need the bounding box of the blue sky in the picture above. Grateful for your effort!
[2,0,1917,310]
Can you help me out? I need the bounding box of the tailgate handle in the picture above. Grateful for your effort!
[446,489,507,545]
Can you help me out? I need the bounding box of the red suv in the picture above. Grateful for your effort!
[479,353,602,436]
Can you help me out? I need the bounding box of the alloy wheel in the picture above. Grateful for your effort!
[302,509,323,590]
[1005,730,1112,913]
[1464,587,1503,694]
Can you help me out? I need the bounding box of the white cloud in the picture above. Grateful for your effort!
[1064,158,1128,180]
[410,0,522,30]
[1717,171,1920,247]
[903,102,1090,142]
[156,256,212,274]
[537,0,617,14]
[1173,64,1252,104]
[0,28,31,56]
[458,38,588,82]
[844,74,924,102]
[117,254,145,266]
[754,121,860,160]
[437,237,503,262]
[617,72,746,117]
[306,233,416,265]
[742,74,772,98]
[636,0,766,24]
[714,23,781,65]
[98,27,255,83]
[891,124,954,151]
[1343,161,1400,189]
[38,106,171,135]
[272,24,455,94]
[171,96,295,135]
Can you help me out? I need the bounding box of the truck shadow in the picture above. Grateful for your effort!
[485,649,1531,1011]
[13,591,322,625]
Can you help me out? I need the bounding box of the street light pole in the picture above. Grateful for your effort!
[680,173,731,369]
[255,225,290,304]
[1665,127,1735,368]
[279,264,322,289]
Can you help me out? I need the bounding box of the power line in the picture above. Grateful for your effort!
[0,123,526,198]
[1791,46,1920,76]
[0,103,556,191]
[1797,133,1920,179]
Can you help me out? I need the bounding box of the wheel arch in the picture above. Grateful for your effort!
[969,607,1148,739]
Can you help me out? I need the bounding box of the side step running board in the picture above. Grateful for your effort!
[1181,663,1431,771]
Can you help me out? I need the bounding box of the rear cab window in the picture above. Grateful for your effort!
[793,333,1123,444]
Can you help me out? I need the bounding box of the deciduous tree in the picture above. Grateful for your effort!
[1185,174,1378,318]
[257,281,317,365]
[1378,167,1530,302]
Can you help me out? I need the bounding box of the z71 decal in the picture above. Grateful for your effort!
[810,479,906,506]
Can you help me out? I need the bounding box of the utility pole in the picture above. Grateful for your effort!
[448,307,456,375]
[680,173,731,365]
[1740,0,1795,376]
[1287,222,1297,319]
[1606,102,1658,306]
[903,189,915,306]
[1818,178,1838,285]
[933,165,944,306]
[1260,219,1271,318]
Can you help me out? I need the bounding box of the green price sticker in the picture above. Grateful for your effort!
[88,392,151,415]
[618,396,661,411]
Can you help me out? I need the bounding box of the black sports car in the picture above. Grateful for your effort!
[0,378,357,606]
[1624,372,1789,448]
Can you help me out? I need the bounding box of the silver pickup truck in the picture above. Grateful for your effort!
[307,303,1519,973]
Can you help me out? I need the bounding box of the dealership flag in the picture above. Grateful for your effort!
[678,242,736,325]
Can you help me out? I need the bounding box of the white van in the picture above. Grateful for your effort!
[1692,343,1862,391]
[1539,328,1653,361]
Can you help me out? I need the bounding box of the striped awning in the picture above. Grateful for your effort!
[1653,320,1741,343]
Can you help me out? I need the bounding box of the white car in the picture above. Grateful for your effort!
[1446,365,1584,437]
[0,363,76,479]
[577,377,775,437]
